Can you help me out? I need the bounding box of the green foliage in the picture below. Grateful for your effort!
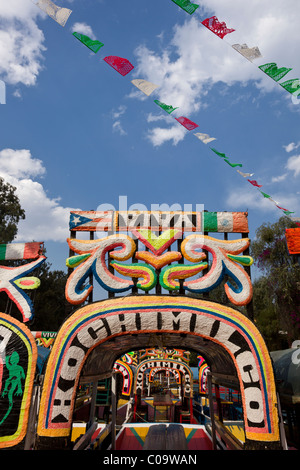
[0,177,25,243]
[189,350,200,366]
[252,276,287,350]
[30,260,70,331]
[251,216,300,347]
[251,216,296,272]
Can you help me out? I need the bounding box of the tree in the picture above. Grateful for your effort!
[31,261,70,331]
[251,216,300,347]
[252,276,287,350]
[28,259,70,331]
[0,252,70,331]
[0,179,69,331]
[0,177,25,243]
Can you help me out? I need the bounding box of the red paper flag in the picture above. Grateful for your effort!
[247,179,262,188]
[103,56,134,76]
[202,16,235,39]
[175,116,199,130]
[285,228,300,255]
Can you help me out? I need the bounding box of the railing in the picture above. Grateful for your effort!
[213,418,244,450]
[73,422,112,450]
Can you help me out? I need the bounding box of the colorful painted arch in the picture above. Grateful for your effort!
[0,314,37,449]
[113,359,134,396]
[36,295,280,449]
[134,358,193,397]
[198,357,210,394]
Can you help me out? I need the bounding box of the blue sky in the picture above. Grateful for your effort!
[0,0,299,277]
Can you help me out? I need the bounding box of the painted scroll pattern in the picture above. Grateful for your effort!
[66,235,136,303]
[148,367,181,384]
[0,255,46,322]
[0,242,45,323]
[139,348,190,363]
[181,235,253,305]
[66,231,253,306]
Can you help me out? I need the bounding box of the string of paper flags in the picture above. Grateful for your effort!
[30,0,298,217]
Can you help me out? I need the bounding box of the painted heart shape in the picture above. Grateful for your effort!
[135,251,182,269]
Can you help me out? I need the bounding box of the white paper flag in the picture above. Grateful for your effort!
[34,0,72,26]
[194,132,216,144]
[131,79,159,96]
[237,170,254,177]
[232,43,262,62]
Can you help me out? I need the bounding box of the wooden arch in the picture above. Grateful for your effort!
[36,295,280,450]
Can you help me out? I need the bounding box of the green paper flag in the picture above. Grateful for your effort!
[260,191,271,198]
[73,32,104,53]
[171,0,199,14]
[280,79,300,95]
[258,62,292,82]
[154,100,178,114]
[210,147,227,158]
[224,159,242,168]
[283,210,295,215]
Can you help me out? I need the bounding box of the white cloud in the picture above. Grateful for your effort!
[271,173,287,183]
[146,112,173,124]
[111,105,127,119]
[111,105,127,135]
[132,0,300,146]
[226,186,299,215]
[226,187,276,212]
[0,0,46,87]
[0,149,74,243]
[283,142,300,153]
[147,124,186,147]
[112,120,127,136]
[70,22,96,40]
[0,148,45,179]
[12,89,22,99]
[286,154,300,176]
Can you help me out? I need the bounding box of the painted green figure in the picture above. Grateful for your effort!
[0,351,25,425]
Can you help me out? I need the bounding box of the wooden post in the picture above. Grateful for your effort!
[68,230,76,277]
[215,383,223,423]
[156,230,162,295]
[107,231,115,299]
[277,393,288,450]
[207,372,217,450]
[88,380,98,430]
[88,231,94,304]
[189,397,193,423]
[111,373,117,450]
[242,232,254,321]
[24,384,39,450]
[203,210,209,299]
[132,238,138,294]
